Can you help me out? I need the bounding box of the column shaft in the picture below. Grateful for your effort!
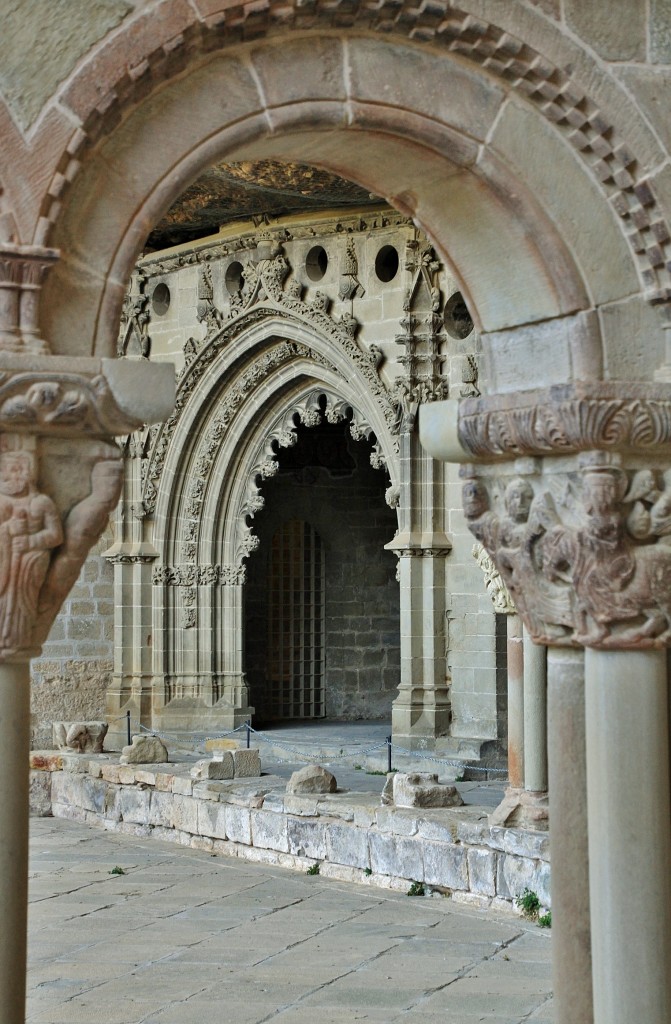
[547,647,593,1024]
[0,663,30,1024]
[523,630,547,792]
[585,648,671,1024]
[506,614,524,789]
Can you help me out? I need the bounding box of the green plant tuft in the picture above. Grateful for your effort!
[306,863,320,875]
[515,888,550,926]
[364,867,372,876]
[109,866,125,876]
[407,880,425,897]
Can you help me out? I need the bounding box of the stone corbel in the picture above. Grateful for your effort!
[420,383,671,650]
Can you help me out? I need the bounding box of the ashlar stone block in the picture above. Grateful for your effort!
[119,786,151,825]
[198,800,228,841]
[325,822,369,869]
[29,771,52,817]
[171,795,199,834]
[287,817,326,859]
[190,755,234,780]
[232,748,261,778]
[251,809,289,852]
[225,805,252,845]
[423,840,469,891]
[467,847,497,897]
[369,831,421,880]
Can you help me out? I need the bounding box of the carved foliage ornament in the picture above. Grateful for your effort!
[152,563,247,586]
[471,541,516,615]
[143,237,396,497]
[462,451,671,650]
[144,336,334,514]
[457,383,671,461]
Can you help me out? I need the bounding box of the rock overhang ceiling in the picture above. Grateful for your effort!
[146,160,386,250]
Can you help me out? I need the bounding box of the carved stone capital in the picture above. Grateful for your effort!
[0,244,59,353]
[462,451,671,650]
[0,344,174,662]
[0,354,174,438]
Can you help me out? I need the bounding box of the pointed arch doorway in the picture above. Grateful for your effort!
[244,415,399,724]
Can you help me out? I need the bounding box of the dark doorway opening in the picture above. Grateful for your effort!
[245,416,399,724]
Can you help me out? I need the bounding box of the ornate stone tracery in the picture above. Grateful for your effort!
[117,268,150,358]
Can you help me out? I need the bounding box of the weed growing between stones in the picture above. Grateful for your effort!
[516,888,551,927]
[109,866,125,875]
[306,863,320,875]
[407,881,426,896]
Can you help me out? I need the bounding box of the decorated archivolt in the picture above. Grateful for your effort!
[138,228,461,518]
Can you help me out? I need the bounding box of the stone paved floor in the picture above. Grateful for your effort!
[27,818,553,1024]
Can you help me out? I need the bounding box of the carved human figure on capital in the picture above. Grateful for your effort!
[34,457,123,643]
[547,461,671,647]
[462,460,671,649]
[0,442,63,654]
[463,475,573,643]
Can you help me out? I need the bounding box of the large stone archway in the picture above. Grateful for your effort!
[3,4,671,1023]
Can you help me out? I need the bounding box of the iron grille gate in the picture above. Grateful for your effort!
[268,520,325,718]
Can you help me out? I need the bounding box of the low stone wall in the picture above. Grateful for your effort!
[31,756,550,911]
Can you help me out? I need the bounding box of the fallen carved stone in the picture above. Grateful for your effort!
[120,734,168,764]
[232,748,261,778]
[190,755,233,780]
[53,720,108,754]
[287,764,337,794]
[382,771,465,809]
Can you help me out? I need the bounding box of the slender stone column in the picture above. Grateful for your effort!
[585,648,671,1024]
[0,661,30,1024]
[523,630,547,793]
[506,613,524,789]
[547,647,592,1024]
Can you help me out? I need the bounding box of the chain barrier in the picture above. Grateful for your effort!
[131,720,507,777]
[391,744,508,775]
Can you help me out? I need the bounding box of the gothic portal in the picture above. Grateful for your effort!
[71,187,504,752]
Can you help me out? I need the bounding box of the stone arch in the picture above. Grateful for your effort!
[123,297,402,732]
[228,386,390,565]
[148,306,400,560]
[38,21,670,388]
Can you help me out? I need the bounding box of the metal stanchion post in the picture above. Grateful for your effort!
[126,709,131,747]
[387,735,392,773]
[246,721,251,748]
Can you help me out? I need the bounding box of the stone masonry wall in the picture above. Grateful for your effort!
[31,757,550,913]
[30,531,114,748]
